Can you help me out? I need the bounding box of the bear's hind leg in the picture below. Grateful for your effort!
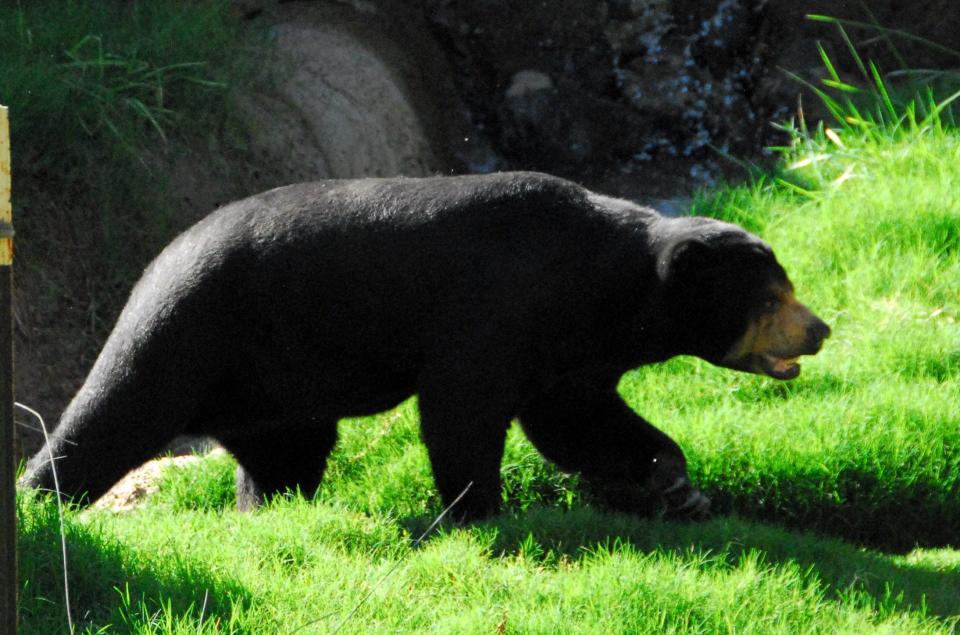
[417,379,514,522]
[219,419,338,511]
[21,376,193,505]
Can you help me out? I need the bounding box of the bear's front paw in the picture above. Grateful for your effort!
[649,452,710,520]
[660,476,711,520]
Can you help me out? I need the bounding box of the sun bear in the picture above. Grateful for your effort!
[22,172,830,519]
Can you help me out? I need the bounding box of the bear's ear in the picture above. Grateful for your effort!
[658,237,773,283]
[657,238,717,283]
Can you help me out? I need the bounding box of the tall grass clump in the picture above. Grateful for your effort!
[0,0,258,282]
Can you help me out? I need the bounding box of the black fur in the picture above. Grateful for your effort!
[22,172,792,519]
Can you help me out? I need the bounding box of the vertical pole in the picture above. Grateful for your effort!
[0,104,17,634]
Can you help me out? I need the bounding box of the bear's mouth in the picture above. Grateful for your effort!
[757,353,801,380]
[758,353,800,379]
[712,351,804,380]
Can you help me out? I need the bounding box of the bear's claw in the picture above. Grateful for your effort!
[671,488,711,519]
[661,477,711,520]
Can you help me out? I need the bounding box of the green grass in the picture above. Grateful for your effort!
[14,29,960,634]
[675,86,960,553]
[17,484,960,633]
[17,121,960,631]
[0,0,257,289]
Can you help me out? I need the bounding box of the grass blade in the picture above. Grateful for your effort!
[819,43,842,84]
[836,22,869,81]
[781,68,848,125]
[870,61,898,121]
[859,1,909,70]
[922,87,960,129]
[806,14,960,62]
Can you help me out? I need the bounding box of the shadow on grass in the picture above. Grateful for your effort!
[472,505,960,621]
[17,494,252,633]
[696,467,960,554]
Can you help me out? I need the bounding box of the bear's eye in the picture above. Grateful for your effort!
[761,296,780,313]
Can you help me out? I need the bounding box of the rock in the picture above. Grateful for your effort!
[91,449,226,512]
[240,1,448,185]
[499,79,650,170]
[505,70,554,99]
[620,52,699,116]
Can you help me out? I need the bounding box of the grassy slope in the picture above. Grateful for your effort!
[17,124,960,632]
[10,14,960,630]
[634,129,960,552]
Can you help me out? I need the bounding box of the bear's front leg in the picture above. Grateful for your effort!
[519,370,709,519]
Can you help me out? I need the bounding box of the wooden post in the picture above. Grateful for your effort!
[0,104,17,634]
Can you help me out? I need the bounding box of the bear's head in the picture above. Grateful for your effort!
[656,217,830,380]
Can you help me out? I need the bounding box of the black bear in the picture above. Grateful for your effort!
[22,172,830,519]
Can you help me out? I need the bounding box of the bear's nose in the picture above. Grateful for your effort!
[804,317,831,353]
[812,318,831,341]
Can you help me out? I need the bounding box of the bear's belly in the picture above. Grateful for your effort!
[247,353,419,420]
